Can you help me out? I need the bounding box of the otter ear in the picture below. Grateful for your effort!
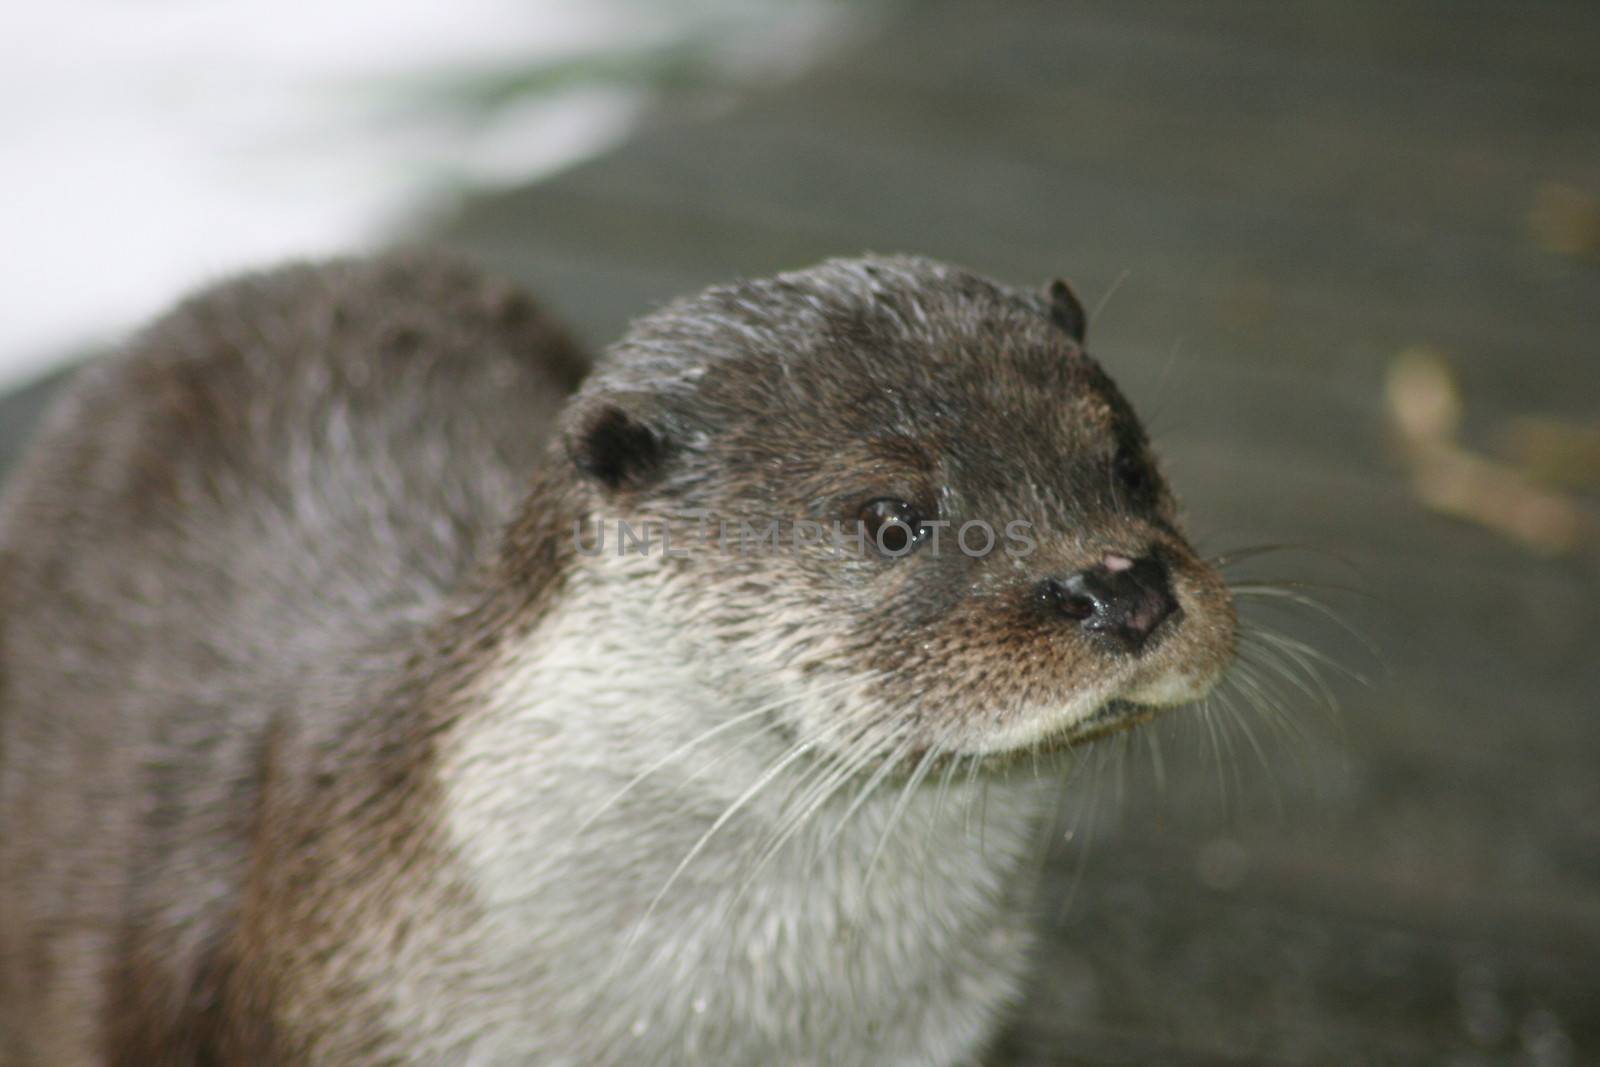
[1043,278,1087,344]
[562,395,672,491]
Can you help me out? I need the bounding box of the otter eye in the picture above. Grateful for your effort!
[859,499,928,556]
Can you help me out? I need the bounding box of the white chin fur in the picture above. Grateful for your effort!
[1122,666,1213,708]
[967,686,1118,755]
[972,666,1218,755]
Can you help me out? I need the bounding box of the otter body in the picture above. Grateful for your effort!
[0,253,1235,1065]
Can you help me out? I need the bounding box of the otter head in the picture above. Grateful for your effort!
[559,256,1235,762]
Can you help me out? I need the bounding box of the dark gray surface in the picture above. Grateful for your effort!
[5,1,1597,1063]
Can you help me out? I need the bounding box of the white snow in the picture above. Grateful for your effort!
[0,0,844,388]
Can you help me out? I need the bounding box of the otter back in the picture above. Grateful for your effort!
[0,253,586,1064]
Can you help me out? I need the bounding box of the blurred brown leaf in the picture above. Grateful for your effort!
[1385,348,1597,555]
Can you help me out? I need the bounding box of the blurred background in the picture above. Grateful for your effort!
[2,1,1597,1063]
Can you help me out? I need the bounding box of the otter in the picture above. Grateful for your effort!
[0,252,1236,1065]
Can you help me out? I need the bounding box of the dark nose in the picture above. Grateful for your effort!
[1040,553,1180,653]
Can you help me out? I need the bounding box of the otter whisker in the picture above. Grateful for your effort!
[1142,336,1187,441]
[1246,627,1368,689]
[1092,266,1133,322]
[1208,542,1363,574]
[575,674,863,834]
[1053,739,1113,922]
[926,745,973,856]
[725,717,899,909]
[1114,728,1135,811]
[722,720,913,918]
[1216,698,1249,804]
[1237,630,1345,717]
[1207,543,1309,569]
[744,737,868,877]
[962,746,988,836]
[1143,723,1168,794]
[1016,743,1075,904]
[576,707,782,833]
[1197,694,1239,806]
[1229,577,1372,600]
[815,731,921,861]
[1238,649,1331,730]
[863,726,960,891]
[1226,655,1313,746]
[1234,633,1328,713]
[1231,583,1382,665]
[1222,678,1292,816]
[1213,673,1275,776]
[620,717,862,962]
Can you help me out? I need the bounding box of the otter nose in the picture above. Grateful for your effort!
[1040,553,1179,653]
